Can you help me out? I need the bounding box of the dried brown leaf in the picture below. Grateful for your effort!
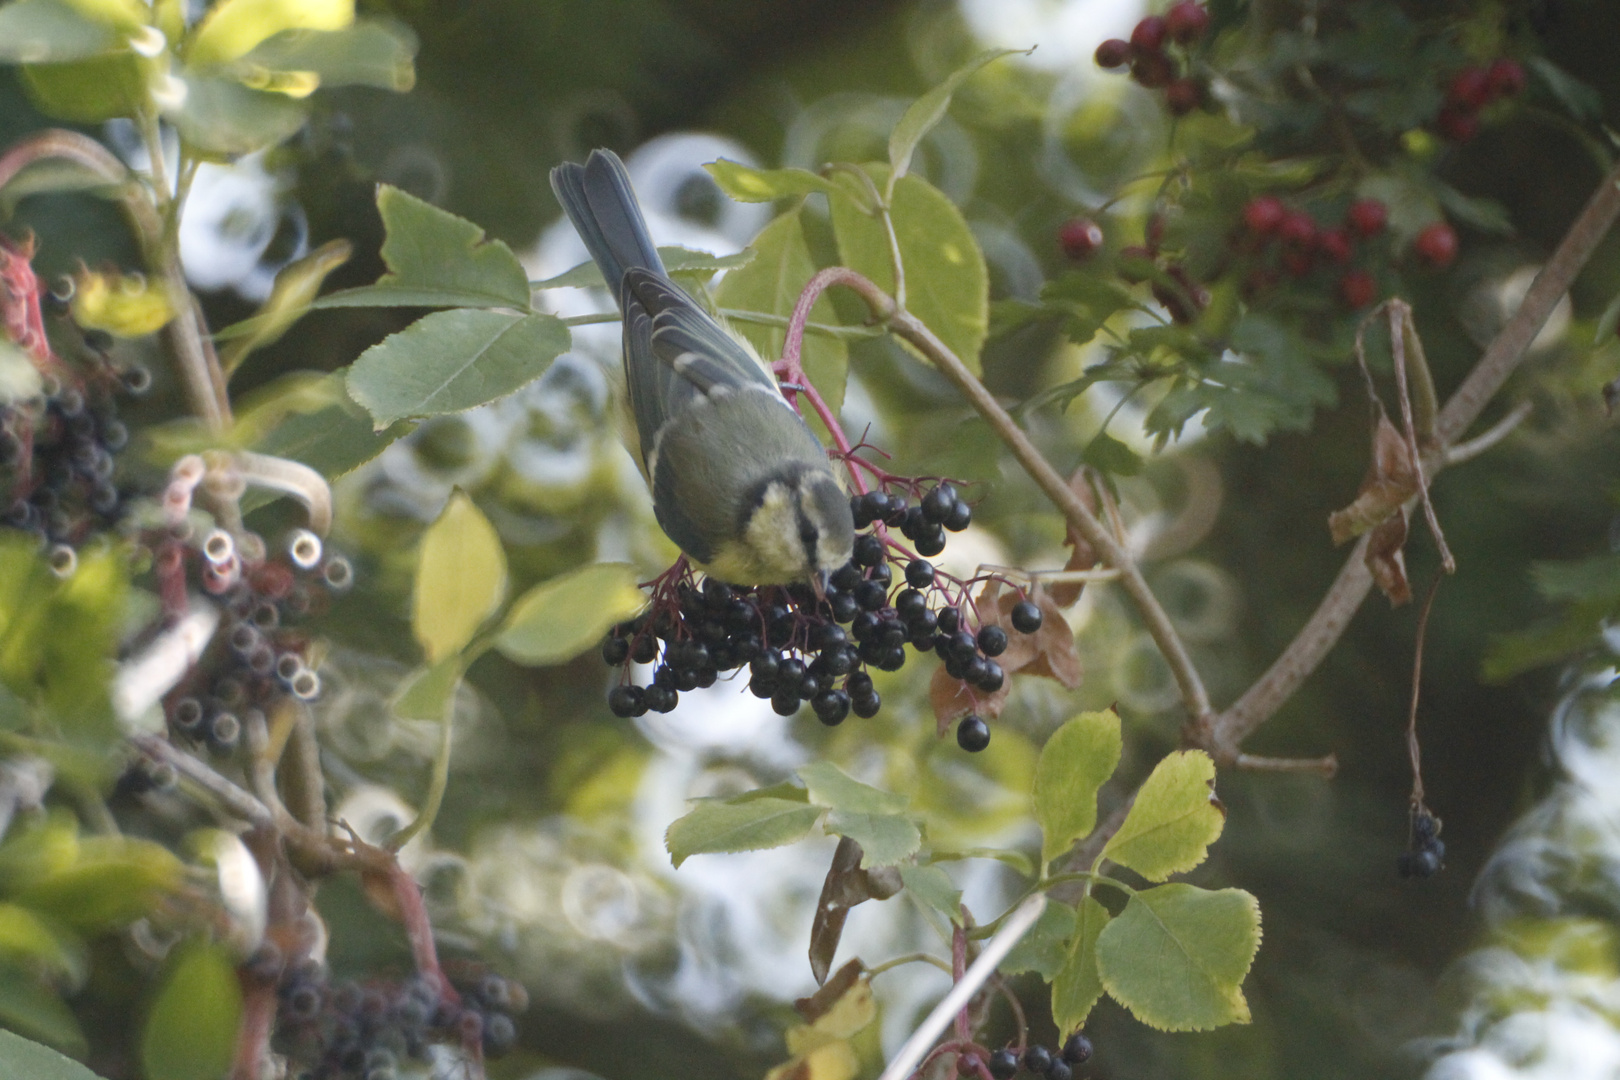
[927,582,1082,732]
[1329,409,1420,545]
[1366,508,1412,606]
[810,837,892,985]
[1050,467,1101,607]
[797,958,866,1024]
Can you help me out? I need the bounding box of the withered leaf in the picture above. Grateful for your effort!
[797,959,865,1024]
[1049,467,1101,608]
[1329,409,1419,546]
[809,837,890,984]
[1366,508,1412,606]
[928,582,1083,733]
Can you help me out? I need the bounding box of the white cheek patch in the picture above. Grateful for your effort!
[744,484,808,580]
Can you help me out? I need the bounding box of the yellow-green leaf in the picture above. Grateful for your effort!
[1094,884,1260,1031]
[798,761,906,815]
[494,562,646,667]
[0,905,84,984]
[665,798,824,868]
[139,940,242,1080]
[392,655,462,722]
[0,1023,95,1077]
[186,0,352,67]
[823,810,920,867]
[1051,894,1109,1033]
[713,206,847,423]
[217,238,351,377]
[828,168,988,374]
[1034,711,1122,866]
[412,490,506,664]
[19,53,146,122]
[898,864,960,921]
[1001,898,1075,979]
[69,267,175,338]
[887,48,1022,194]
[15,836,184,931]
[704,159,839,203]
[1098,750,1224,882]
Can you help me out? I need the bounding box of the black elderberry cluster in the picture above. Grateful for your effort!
[1397,806,1445,879]
[602,484,1045,752]
[0,374,134,553]
[275,963,524,1078]
[163,535,352,755]
[989,1033,1093,1080]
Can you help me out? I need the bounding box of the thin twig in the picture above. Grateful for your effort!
[388,681,456,851]
[1235,752,1340,775]
[131,733,274,830]
[1444,401,1532,466]
[1387,302,1454,573]
[1406,573,1444,805]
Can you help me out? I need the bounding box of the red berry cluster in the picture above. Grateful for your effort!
[1435,58,1526,143]
[1117,216,1209,325]
[1094,2,1212,114]
[1240,195,1400,308]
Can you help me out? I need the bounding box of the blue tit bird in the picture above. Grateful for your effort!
[550,149,855,586]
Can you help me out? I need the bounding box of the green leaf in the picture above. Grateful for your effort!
[241,373,414,494]
[703,160,839,203]
[530,246,755,291]
[233,19,417,91]
[140,940,243,1080]
[1034,711,1123,866]
[1595,291,1620,345]
[1052,894,1110,1033]
[1099,751,1224,882]
[1433,183,1512,235]
[1001,898,1075,979]
[0,1026,99,1079]
[412,490,506,664]
[0,154,125,215]
[1081,431,1144,477]
[166,73,311,156]
[185,0,354,67]
[713,207,848,419]
[887,48,1021,195]
[798,761,907,815]
[218,239,352,376]
[665,798,825,868]
[346,308,569,427]
[391,655,462,722]
[927,846,1035,878]
[0,972,89,1060]
[1095,884,1261,1031]
[829,168,988,374]
[0,0,120,63]
[898,864,960,920]
[1528,56,1603,121]
[318,184,531,309]
[823,811,920,868]
[19,53,145,121]
[15,836,184,931]
[1532,555,1620,604]
[494,562,647,667]
[0,904,85,983]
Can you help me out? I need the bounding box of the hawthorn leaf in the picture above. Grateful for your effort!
[1051,894,1110,1033]
[798,761,907,815]
[495,563,647,667]
[347,308,568,427]
[1095,884,1261,1031]
[898,864,961,921]
[1099,750,1224,882]
[412,490,506,664]
[1001,898,1074,979]
[887,48,1022,193]
[704,159,839,203]
[824,811,920,868]
[1034,711,1123,865]
[665,798,825,867]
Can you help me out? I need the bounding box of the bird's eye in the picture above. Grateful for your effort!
[799,525,818,547]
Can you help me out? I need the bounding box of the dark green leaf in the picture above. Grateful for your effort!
[1532,555,1620,604]
[1528,57,1603,121]
[665,798,825,867]
[0,0,119,63]
[1082,431,1144,477]
[1001,899,1075,979]
[0,1025,97,1078]
[703,160,838,203]
[140,941,242,1080]
[318,184,532,310]
[346,308,569,427]
[1433,183,1513,235]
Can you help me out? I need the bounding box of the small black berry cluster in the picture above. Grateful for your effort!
[601,483,1044,752]
[275,963,525,1078]
[988,1033,1093,1080]
[1,373,134,558]
[161,531,351,756]
[1397,806,1445,879]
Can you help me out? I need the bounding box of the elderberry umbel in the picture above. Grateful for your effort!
[601,483,1044,751]
[274,961,526,1077]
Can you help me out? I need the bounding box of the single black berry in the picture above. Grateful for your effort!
[937,607,962,635]
[813,690,851,726]
[607,685,646,718]
[602,635,630,666]
[978,660,1005,693]
[482,1012,517,1058]
[832,562,863,591]
[905,559,935,588]
[989,1049,1019,1080]
[1023,1045,1053,1075]
[1061,1032,1093,1065]
[913,528,947,557]
[977,625,1008,657]
[771,691,801,716]
[846,671,874,698]
[944,499,972,532]
[957,714,991,752]
[895,588,927,619]
[630,635,657,664]
[852,533,885,567]
[868,562,893,587]
[1010,600,1043,633]
[1046,1060,1073,1080]
[852,691,881,719]
[854,579,889,611]
[830,592,860,623]
[921,484,957,524]
[644,686,678,712]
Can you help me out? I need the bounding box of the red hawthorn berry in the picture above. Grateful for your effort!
[1317,227,1353,263]
[1165,0,1211,44]
[1487,57,1526,98]
[1131,50,1174,88]
[1165,77,1202,115]
[1346,198,1388,237]
[1242,267,1279,299]
[1131,15,1168,52]
[1243,195,1286,234]
[1117,245,1155,283]
[1282,249,1314,277]
[1095,38,1132,69]
[1447,66,1492,111]
[1339,269,1377,309]
[1058,217,1105,260]
[1436,106,1478,143]
[1279,210,1317,248]
[1414,222,1459,267]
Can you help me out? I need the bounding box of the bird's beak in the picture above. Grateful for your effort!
[811,569,830,604]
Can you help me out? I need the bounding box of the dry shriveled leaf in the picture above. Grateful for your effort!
[1049,467,1100,608]
[1328,409,1418,545]
[929,581,1081,731]
[1366,509,1412,606]
[809,837,898,985]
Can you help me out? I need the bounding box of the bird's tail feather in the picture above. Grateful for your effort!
[549,149,666,307]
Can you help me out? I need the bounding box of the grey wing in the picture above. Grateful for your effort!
[619,267,785,471]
